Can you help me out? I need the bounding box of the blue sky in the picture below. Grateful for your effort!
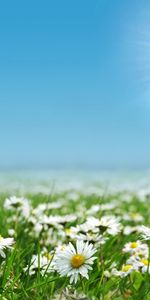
[0,0,150,169]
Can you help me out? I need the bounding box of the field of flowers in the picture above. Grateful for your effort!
[1,172,150,299]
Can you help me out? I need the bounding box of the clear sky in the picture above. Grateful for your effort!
[0,0,150,169]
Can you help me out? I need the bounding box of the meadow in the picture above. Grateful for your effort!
[0,172,150,299]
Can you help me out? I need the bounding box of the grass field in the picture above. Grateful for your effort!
[1,172,150,299]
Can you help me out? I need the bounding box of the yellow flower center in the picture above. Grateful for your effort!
[140,259,148,266]
[131,213,138,218]
[130,242,138,249]
[60,245,66,251]
[44,252,52,260]
[65,229,72,235]
[122,265,132,272]
[70,254,85,268]
[0,235,3,242]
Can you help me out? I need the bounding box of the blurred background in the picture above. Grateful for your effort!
[0,0,150,171]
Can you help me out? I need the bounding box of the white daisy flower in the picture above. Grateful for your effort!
[4,196,24,209]
[54,240,97,283]
[127,256,150,273]
[24,251,54,276]
[4,196,31,218]
[86,204,101,215]
[123,225,142,235]
[8,229,15,237]
[59,287,86,300]
[39,214,77,230]
[139,258,150,273]
[47,202,62,210]
[140,225,150,240]
[86,216,121,235]
[76,231,107,245]
[112,264,138,278]
[0,235,15,258]
[123,213,144,222]
[123,241,148,256]
[64,227,79,239]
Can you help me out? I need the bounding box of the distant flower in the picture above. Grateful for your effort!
[123,225,142,235]
[39,215,77,229]
[112,264,138,278]
[24,251,54,275]
[123,240,148,257]
[54,287,86,300]
[123,212,144,222]
[54,240,97,283]
[8,229,15,237]
[4,196,31,218]
[138,258,150,273]
[86,216,121,235]
[0,235,15,258]
[140,225,150,240]
[127,256,150,274]
[4,196,26,209]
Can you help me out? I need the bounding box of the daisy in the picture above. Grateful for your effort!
[123,240,148,256]
[33,202,62,216]
[86,204,101,215]
[64,227,79,239]
[139,258,150,273]
[54,240,97,283]
[123,213,144,222]
[77,232,106,245]
[127,256,150,273]
[56,287,86,300]
[24,251,54,275]
[39,215,77,229]
[100,203,116,211]
[4,196,24,209]
[8,229,15,237]
[0,235,15,258]
[112,264,138,278]
[4,196,31,218]
[123,225,142,235]
[86,216,121,235]
[140,225,150,240]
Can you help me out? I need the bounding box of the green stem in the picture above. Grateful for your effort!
[80,275,85,292]
[98,269,104,289]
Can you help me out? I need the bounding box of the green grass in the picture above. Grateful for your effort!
[0,187,150,300]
